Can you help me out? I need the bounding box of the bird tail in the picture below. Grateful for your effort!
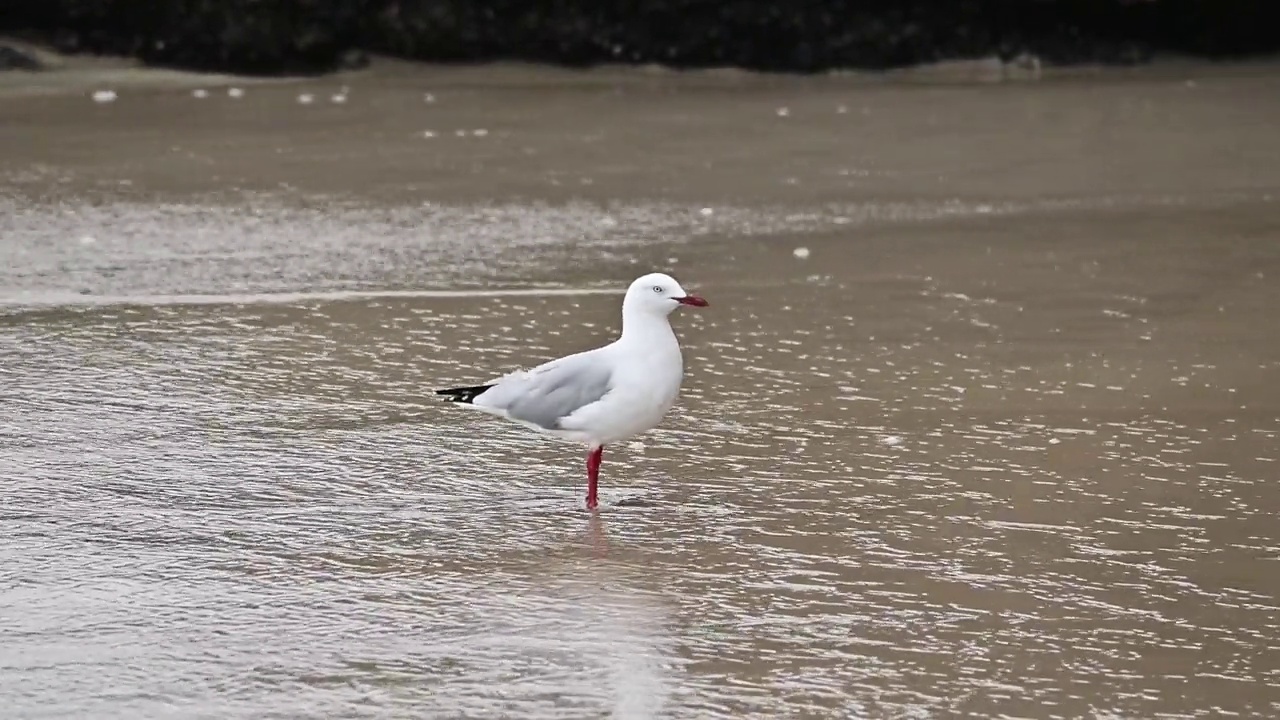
[435,384,494,404]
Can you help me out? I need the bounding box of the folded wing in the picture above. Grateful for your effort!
[473,351,614,430]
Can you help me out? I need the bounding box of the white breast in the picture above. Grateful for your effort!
[561,332,684,445]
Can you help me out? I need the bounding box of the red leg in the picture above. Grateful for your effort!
[586,445,604,510]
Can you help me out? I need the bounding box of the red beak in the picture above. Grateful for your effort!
[676,295,709,307]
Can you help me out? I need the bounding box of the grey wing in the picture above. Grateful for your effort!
[499,354,614,429]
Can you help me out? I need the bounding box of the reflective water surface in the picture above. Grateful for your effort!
[2,59,1279,719]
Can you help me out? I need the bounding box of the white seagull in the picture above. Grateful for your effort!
[436,272,709,509]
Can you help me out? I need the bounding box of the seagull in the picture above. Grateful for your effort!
[435,272,709,510]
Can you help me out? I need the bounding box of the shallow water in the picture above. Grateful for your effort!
[3,58,1280,719]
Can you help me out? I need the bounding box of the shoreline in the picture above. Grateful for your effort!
[5,37,1280,101]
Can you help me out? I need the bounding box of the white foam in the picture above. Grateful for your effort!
[0,287,623,309]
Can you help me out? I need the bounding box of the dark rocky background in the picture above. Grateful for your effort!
[1,0,1276,75]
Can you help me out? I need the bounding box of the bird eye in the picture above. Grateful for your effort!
[652,285,663,293]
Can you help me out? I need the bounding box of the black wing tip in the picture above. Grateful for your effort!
[436,384,493,404]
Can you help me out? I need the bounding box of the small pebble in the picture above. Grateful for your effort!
[421,130,436,139]
[423,93,436,103]
[91,90,117,103]
[793,247,811,259]
[79,235,97,245]
[836,105,848,114]
[473,128,489,137]
[455,129,467,137]
[191,89,209,99]
[776,107,790,117]
[297,93,315,104]
[227,87,244,98]
[699,207,714,217]
[330,93,347,104]
[881,435,903,446]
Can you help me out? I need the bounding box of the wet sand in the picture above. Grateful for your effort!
[2,55,1279,718]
